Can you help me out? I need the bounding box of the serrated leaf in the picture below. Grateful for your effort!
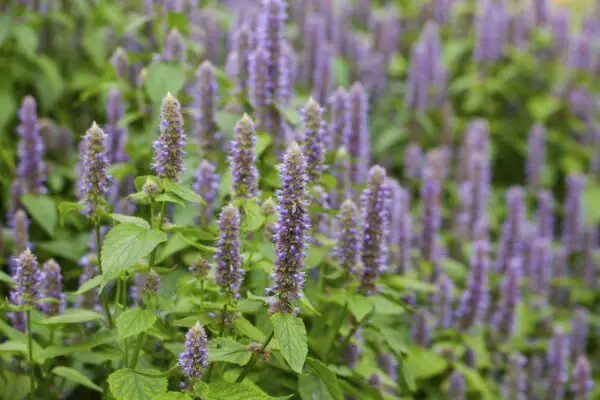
[108,368,168,400]
[404,347,448,379]
[241,199,264,232]
[144,63,186,104]
[347,294,373,322]
[306,358,343,400]
[101,223,167,281]
[207,380,269,400]
[163,180,205,204]
[235,317,267,342]
[299,374,333,400]
[21,194,57,236]
[208,338,252,365]
[41,309,104,325]
[0,370,31,400]
[70,275,103,295]
[116,308,158,340]
[271,314,308,374]
[57,201,84,225]
[109,214,150,229]
[194,381,210,398]
[155,192,185,206]
[52,366,103,393]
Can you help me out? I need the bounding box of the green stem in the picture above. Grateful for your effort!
[26,310,35,400]
[206,304,229,383]
[317,262,326,295]
[325,302,348,360]
[96,223,114,328]
[235,330,274,383]
[200,279,205,311]
[115,279,122,317]
[147,202,166,270]
[129,333,145,369]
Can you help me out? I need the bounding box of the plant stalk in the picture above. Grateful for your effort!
[95,223,113,328]
[129,333,145,369]
[235,330,275,383]
[26,310,35,400]
[325,301,348,360]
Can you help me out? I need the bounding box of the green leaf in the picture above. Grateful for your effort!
[235,317,267,342]
[215,110,240,133]
[241,199,265,232]
[52,366,103,393]
[155,192,185,206]
[70,275,103,295]
[163,180,205,204]
[332,57,350,87]
[194,381,210,398]
[108,368,168,400]
[38,329,115,362]
[279,106,301,126]
[0,341,28,356]
[256,131,272,157]
[101,223,167,281]
[299,375,334,400]
[116,308,158,340]
[35,56,64,111]
[404,347,448,379]
[82,26,107,69]
[206,380,270,400]
[110,213,151,229]
[41,309,104,325]
[12,24,38,58]
[383,276,437,293]
[21,194,57,236]
[0,371,31,400]
[305,358,343,400]
[153,392,192,400]
[347,294,374,322]
[145,63,186,104]
[57,201,84,225]
[271,314,308,374]
[528,94,561,122]
[583,185,600,224]
[0,14,12,47]
[208,338,252,365]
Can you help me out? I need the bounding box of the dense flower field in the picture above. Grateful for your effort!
[1,0,600,399]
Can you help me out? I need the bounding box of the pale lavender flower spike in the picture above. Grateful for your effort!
[491,258,521,342]
[300,97,327,182]
[179,322,209,380]
[562,174,585,254]
[38,259,65,316]
[571,308,588,360]
[335,199,360,276]
[571,356,593,400]
[420,169,442,262]
[546,327,570,400]
[230,114,259,200]
[194,160,218,224]
[447,370,466,400]
[215,204,243,300]
[504,353,526,400]
[194,61,219,153]
[348,82,370,187]
[526,124,546,191]
[494,187,525,274]
[153,93,186,182]
[78,122,111,216]
[456,238,489,332]
[434,273,454,330]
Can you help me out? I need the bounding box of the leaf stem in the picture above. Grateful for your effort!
[235,330,274,383]
[26,310,35,400]
[147,202,166,270]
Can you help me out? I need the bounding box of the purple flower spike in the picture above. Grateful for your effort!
[388,179,409,268]
[528,238,551,303]
[456,239,489,332]
[412,310,431,347]
[505,353,526,400]
[106,88,127,164]
[474,0,510,62]
[550,246,570,307]
[329,87,351,150]
[190,258,211,281]
[269,142,310,315]
[399,213,413,274]
[526,124,546,191]
[39,259,64,316]
[348,82,370,186]
[571,308,588,360]
[434,273,454,330]
[562,174,586,254]
[261,197,278,243]
[467,153,490,239]
[455,181,473,241]
[582,227,597,290]
[78,122,111,216]
[16,96,47,196]
[404,142,423,181]
[249,45,272,132]
[312,43,333,106]
[359,166,390,295]
[421,170,442,261]
[230,114,259,200]
[335,199,360,276]
[163,28,186,63]
[12,209,30,257]
[110,47,129,78]
[463,347,476,368]
[300,98,327,182]
[546,327,570,400]
[153,93,186,183]
[194,61,219,153]
[494,187,525,273]
[194,160,218,224]
[526,355,543,399]
[536,190,554,240]
[179,322,209,380]
[257,0,288,101]
[572,356,593,400]
[491,258,521,342]
[215,204,243,300]
[302,14,326,90]
[11,248,39,308]
[227,25,255,100]
[448,370,466,400]
[377,352,398,382]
